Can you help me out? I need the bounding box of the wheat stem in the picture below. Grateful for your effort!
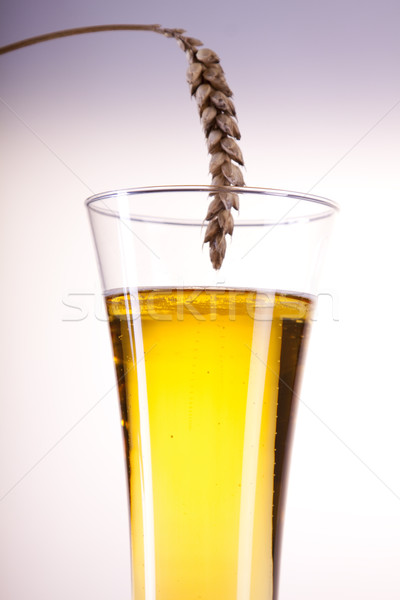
[0,25,165,54]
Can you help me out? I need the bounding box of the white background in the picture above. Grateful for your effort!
[1,1,399,598]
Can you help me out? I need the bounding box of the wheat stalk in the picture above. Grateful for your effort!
[0,24,245,269]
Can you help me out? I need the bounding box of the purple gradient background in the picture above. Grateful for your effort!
[1,1,400,599]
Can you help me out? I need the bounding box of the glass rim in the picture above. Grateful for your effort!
[85,185,339,226]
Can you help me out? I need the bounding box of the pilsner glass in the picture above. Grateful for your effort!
[86,185,337,600]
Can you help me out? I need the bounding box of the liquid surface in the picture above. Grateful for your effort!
[106,288,313,600]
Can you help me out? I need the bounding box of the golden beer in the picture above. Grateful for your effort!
[106,288,313,600]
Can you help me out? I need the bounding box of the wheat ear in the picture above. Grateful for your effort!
[0,24,245,269]
[159,27,244,269]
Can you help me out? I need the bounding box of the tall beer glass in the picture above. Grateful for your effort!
[87,185,337,600]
